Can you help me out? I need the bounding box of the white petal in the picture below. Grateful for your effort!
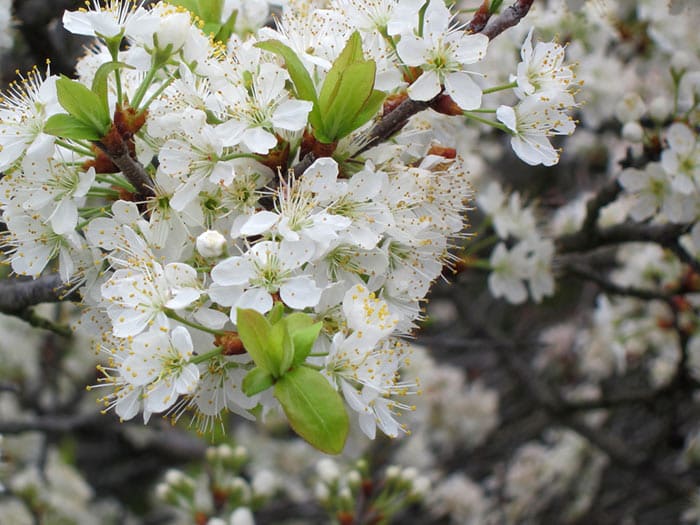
[240,211,279,236]
[280,275,322,309]
[211,256,255,286]
[242,127,278,154]
[232,288,273,323]
[407,70,441,102]
[396,35,430,66]
[444,72,482,111]
[271,100,312,131]
[496,105,517,132]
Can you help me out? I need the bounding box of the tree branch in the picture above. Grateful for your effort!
[482,0,536,40]
[563,262,673,302]
[95,140,154,200]
[0,274,78,313]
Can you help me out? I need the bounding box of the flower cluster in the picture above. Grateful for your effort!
[0,0,577,452]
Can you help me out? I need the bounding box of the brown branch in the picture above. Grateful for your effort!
[564,262,673,302]
[0,274,78,313]
[466,0,493,34]
[355,98,432,156]
[95,140,154,200]
[556,222,690,254]
[481,0,536,40]
[0,412,101,434]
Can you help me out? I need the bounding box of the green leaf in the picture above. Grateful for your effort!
[255,40,323,132]
[269,320,295,376]
[318,31,364,114]
[236,308,276,374]
[242,367,275,396]
[91,61,132,115]
[215,8,238,42]
[489,0,505,14]
[284,313,323,366]
[274,366,349,454]
[56,76,110,136]
[266,302,285,325]
[44,114,103,141]
[344,89,385,137]
[324,61,376,140]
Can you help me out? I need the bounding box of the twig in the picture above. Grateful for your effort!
[0,413,101,434]
[557,222,690,254]
[94,140,154,200]
[482,0,536,40]
[0,274,78,313]
[564,262,672,302]
[466,1,493,34]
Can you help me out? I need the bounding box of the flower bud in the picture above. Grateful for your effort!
[411,476,431,497]
[347,470,362,488]
[230,508,255,525]
[317,458,340,484]
[672,50,694,71]
[252,470,277,497]
[197,230,227,258]
[165,469,185,486]
[649,96,672,122]
[622,121,644,143]
[385,465,401,480]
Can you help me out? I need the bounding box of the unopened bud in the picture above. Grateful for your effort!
[196,230,227,258]
[622,121,644,143]
[385,465,401,480]
[347,470,362,488]
[649,96,672,122]
[252,470,277,497]
[411,476,431,497]
[317,458,340,483]
[165,469,185,486]
[230,507,255,525]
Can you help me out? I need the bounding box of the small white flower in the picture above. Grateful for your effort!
[396,0,488,109]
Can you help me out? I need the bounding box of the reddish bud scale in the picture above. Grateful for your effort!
[466,0,492,34]
[402,66,423,84]
[681,269,700,292]
[427,145,457,159]
[431,93,463,116]
[114,104,148,138]
[361,479,373,498]
[657,318,674,330]
[671,295,691,312]
[382,93,408,116]
[300,130,337,160]
[259,138,289,172]
[212,487,229,509]
[214,332,246,356]
[194,512,209,525]
[337,511,354,525]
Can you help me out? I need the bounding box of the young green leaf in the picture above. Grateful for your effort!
[266,302,285,325]
[323,61,376,140]
[284,313,323,366]
[318,31,364,113]
[236,308,276,374]
[274,366,349,454]
[242,367,275,396]
[56,76,111,136]
[268,320,295,376]
[91,61,132,115]
[44,114,103,141]
[345,89,385,137]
